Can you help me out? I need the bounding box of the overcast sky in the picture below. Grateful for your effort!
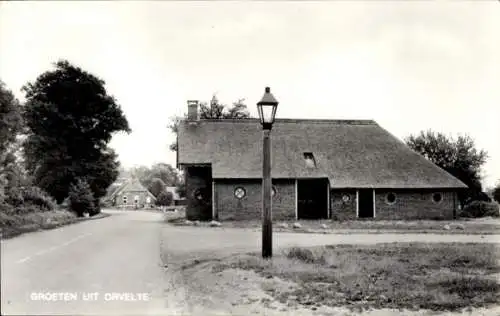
[1,1,499,188]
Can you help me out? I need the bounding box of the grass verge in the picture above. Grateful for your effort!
[210,242,500,312]
[0,210,110,239]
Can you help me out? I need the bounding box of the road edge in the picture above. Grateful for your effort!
[0,212,112,240]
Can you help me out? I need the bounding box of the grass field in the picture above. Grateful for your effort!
[207,243,500,312]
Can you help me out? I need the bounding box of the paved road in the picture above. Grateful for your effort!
[2,210,499,315]
[1,210,168,315]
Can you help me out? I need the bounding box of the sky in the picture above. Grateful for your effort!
[0,1,499,188]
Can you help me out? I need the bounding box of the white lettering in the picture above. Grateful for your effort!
[30,292,78,301]
[82,292,99,301]
[103,292,151,301]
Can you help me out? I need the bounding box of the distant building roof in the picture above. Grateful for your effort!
[165,186,181,200]
[107,178,156,201]
[178,118,467,189]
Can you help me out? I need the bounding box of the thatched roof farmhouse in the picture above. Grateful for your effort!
[177,103,466,221]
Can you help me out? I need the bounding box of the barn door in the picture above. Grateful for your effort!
[358,189,374,218]
[297,179,328,219]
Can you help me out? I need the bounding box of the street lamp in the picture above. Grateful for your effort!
[257,87,279,258]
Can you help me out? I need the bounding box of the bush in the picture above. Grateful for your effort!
[0,210,19,227]
[14,203,44,215]
[459,201,500,218]
[4,186,24,207]
[156,190,173,206]
[0,201,15,215]
[90,198,101,216]
[21,186,56,211]
[68,179,95,217]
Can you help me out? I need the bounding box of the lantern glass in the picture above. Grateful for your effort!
[257,87,279,130]
[258,104,277,125]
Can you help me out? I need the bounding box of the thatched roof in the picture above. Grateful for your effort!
[165,186,182,200]
[108,178,156,200]
[178,119,467,189]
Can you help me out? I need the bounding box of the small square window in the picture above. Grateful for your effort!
[303,152,316,168]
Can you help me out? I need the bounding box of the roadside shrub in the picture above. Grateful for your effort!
[89,198,101,216]
[21,186,56,211]
[4,186,24,207]
[459,201,500,218]
[0,201,15,215]
[68,179,95,217]
[0,210,19,227]
[13,203,43,215]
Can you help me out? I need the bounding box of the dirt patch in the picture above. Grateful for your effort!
[174,243,500,315]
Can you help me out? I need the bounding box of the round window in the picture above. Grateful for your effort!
[432,193,443,203]
[386,192,397,205]
[271,186,277,197]
[234,187,246,199]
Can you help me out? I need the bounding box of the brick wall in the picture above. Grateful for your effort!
[115,191,153,209]
[330,190,357,220]
[330,189,457,220]
[375,189,456,220]
[215,179,295,221]
[185,166,212,220]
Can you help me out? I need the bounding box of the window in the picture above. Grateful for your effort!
[342,194,350,203]
[234,187,246,199]
[386,192,396,205]
[303,152,316,168]
[122,196,127,204]
[432,193,443,203]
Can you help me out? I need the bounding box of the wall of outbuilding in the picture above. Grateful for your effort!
[214,179,296,221]
[374,190,456,220]
[330,189,458,220]
[183,167,460,221]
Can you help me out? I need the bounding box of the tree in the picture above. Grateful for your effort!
[493,182,500,204]
[22,60,130,205]
[0,81,23,200]
[129,163,180,190]
[68,178,95,216]
[176,181,186,199]
[168,95,251,151]
[405,130,488,204]
[148,177,166,198]
[156,190,173,206]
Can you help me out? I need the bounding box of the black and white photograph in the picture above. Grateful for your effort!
[1,1,499,315]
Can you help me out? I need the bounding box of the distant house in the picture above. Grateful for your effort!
[107,178,156,209]
[177,101,467,221]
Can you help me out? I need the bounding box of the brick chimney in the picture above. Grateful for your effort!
[187,100,199,121]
